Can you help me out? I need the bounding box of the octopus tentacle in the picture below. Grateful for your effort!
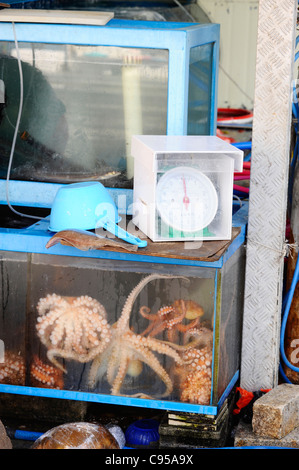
[151,337,204,352]
[139,298,201,344]
[37,294,68,316]
[139,306,156,321]
[116,274,189,333]
[176,317,200,333]
[46,349,67,372]
[88,347,111,389]
[152,308,186,340]
[89,331,185,397]
[106,344,122,385]
[127,334,184,366]
[110,352,131,395]
[140,306,176,337]
[106,338,174,398]
[47,329,112,373]
[124,341,174,398]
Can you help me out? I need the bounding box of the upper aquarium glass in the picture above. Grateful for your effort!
[0,43,168,187]
[0,19,219,193]
[188,43,214,135]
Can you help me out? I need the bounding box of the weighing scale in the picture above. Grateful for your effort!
[156,166,219,234]
[132,135,244,242]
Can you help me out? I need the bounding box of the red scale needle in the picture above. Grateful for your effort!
[182,176,190,210]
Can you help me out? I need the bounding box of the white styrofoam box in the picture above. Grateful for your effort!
[132,135,243,242]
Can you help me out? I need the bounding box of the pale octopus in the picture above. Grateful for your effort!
[87,274,189,398]
[36,294,112,371]
[36,274,192,399]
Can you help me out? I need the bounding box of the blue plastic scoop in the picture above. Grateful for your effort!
[95,213,147,248]
[49,181,147,248]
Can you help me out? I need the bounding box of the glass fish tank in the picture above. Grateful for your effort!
[0,220,245,414]
[0,16,219,189]
[0,10,238,417]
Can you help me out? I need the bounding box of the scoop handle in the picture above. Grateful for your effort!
[98,217,147,248]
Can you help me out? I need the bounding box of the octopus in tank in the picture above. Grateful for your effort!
[30,355,64,389]
[178,346,212,405]
[172,327,214,405]
[35,274,201,399]
[139,298,204,343]
[36,294,112,372]
[87,273,190,398]
[0,351,25,386]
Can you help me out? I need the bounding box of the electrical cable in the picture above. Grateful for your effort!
[5,21,43,221]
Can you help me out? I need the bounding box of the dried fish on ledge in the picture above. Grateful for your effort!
[46,229,139,252]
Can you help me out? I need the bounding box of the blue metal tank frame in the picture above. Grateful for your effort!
[0,201,247,415]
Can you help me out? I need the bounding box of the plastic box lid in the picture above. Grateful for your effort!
[131,135,244,172]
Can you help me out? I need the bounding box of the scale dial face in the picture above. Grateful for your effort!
[156,166,218,233]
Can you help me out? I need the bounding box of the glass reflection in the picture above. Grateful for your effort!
[0,43,168,187]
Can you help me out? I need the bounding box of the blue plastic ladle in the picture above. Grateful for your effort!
[96,214,147,248]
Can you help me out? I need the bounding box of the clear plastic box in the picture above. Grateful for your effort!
[132,135,244,242]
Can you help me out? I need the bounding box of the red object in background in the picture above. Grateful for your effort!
[233,387,254,415]
[242,162,251,169]
[217,126,252,194]
[216,128,236,144]
[233,161,251,193]
[233,387,271,416]
[233,184,249,194]
[217,108,253,126]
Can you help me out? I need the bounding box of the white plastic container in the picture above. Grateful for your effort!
[132,135,243,241]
